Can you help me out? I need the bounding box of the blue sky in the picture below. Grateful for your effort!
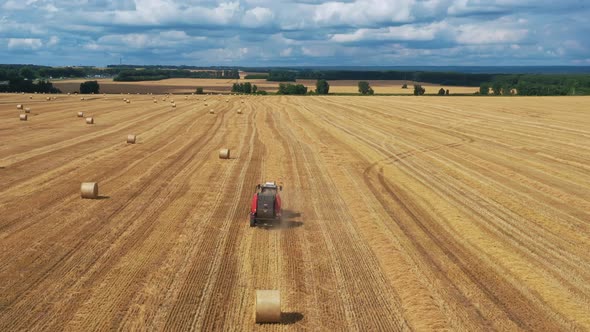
[1,0,589,66]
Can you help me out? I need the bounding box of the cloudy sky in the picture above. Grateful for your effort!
[1,0,589,66]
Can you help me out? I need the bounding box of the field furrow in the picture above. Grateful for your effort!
[1,94,589,331]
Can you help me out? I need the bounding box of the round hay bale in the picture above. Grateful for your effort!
[19,114,28,121]
[255,290,281,323]
[86,117,94,124]
[77,111,84,117]
[29,96,33,99]
[24,107,31,113]
[126,100,131,104]
[17,104,23,110]
[219,148,230,159]
[209,109,215,114]
[67,92,71,96]
[81,182,99,199]
[237,109,242,114]
[127,134,137,144]
[153,99,157,103]
[171,103,176,108]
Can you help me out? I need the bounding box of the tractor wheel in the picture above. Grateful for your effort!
[250,216,256,227]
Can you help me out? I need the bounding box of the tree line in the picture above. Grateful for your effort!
[479,74,590,96]
[114,69,239,81]
[295,70,494,86]
[0,64,119,80]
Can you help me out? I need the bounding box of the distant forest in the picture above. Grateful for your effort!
[113,69,239,81]
[2,64,590,95]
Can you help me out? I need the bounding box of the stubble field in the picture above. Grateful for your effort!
[0,93,589,331]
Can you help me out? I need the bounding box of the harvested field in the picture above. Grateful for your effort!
[52,78,478,95]
[0,93,589,330]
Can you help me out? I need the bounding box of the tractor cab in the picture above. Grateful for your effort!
[250,182,283,227]
[257,182,282,195]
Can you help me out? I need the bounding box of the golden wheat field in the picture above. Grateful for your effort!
[52,78,478,95]
[1,93,589,331]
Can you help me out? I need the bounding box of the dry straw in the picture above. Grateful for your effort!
[86,117,94,124]
[16,104,23,110]
[25,108,31,113]
[127,134,137,144]
[219,149,230,159]
[80,182,99,199]
[19,114,28,121]
[77,111,84,117]
[255,290,281,323]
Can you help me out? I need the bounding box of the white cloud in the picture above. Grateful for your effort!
[47,36,59,47]
[8,38,42,50]
[280,47,293,56]
[331,22,447,43]
[455,25,528,44]
[0,0,588,65]
[312,0,415,27]
[242,7,274,28]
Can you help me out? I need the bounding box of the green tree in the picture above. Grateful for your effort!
[480,83,490,95]
[243,82,252,94]
[492,82,502,95]
[438,88,446,95]
[402,83,408,89]
[413,84,425,96]
[358,81,373,95]
[252,85,258,93]
[316,79,330,94]
[446,89,450,95]
[196,87,204,94]
[80,80,100,94]
[19,67,36,80]
[277,83,307,95]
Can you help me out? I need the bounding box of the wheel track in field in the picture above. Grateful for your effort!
[265,107,317,330]
[295,96,582,330]
[278,99,407,330]
[312,97,590,274]
[0,99,175,166]
[293,97,528,328]
[316,97,590,289]
[61,101,237,330]
[0,106,227,330]
[0,103,211,232]
[65,110,235,330]
[0,99,199,199]
[161,106,258,331]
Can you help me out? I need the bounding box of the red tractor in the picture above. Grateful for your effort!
[250,182,282,227]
